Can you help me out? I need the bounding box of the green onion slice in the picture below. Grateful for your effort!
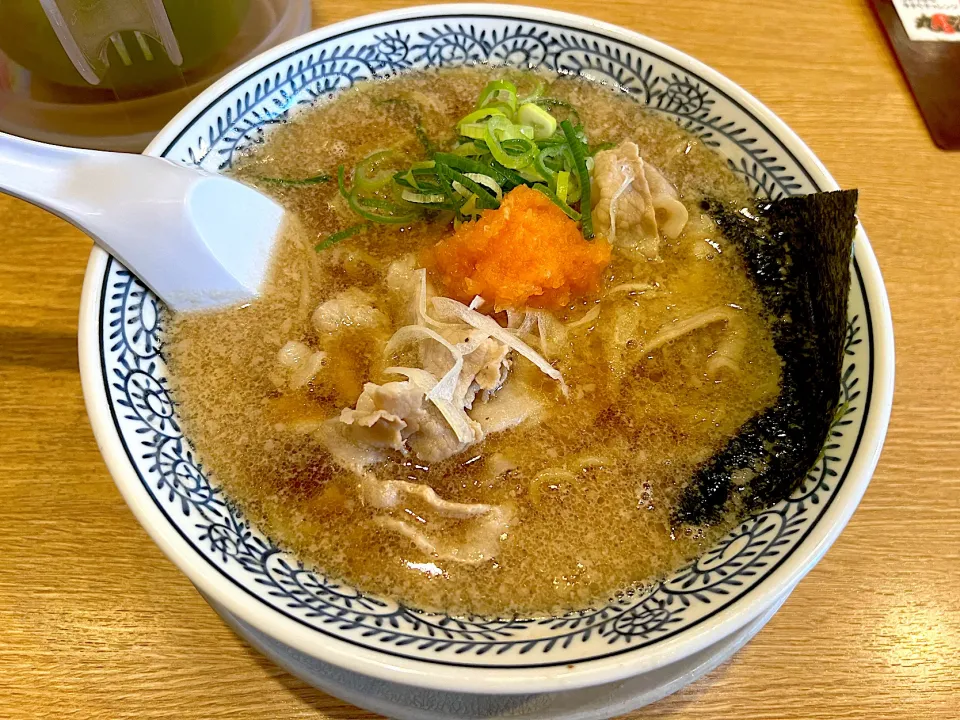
[516,165,545,183]
[565,175,583,205]
[437,164,500,209]
[516,124,536,140]
[517,102,558,140]
[458,107,506,128]
[316,222,368,251]
[534,144,567,182]
[464,172,503,202]
[458,194,482,220]
[254,172,331,186]
[459,122,491,140]
[485,116,526,140]
[410,160,437,172]
[452,142,489,157]
[338,165,419,224]
[393,170,417,190]
[480,100,516,117]
[354,150,400,192]
[401,189,448,204]
[394,160,438,191]
[560,120,593,238]
[484,117,537,170]
[536,131,570,147]
[486,133,536,170]
[476,79,518,113]
[555,170,571,204]
[356,196,406,211]
[533,184,581,221]
[532,98,581,127]
[433,153,509,187]
[487,161,526,190]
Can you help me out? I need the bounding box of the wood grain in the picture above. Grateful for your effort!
[1,1,958,718]
[870,0,960,149]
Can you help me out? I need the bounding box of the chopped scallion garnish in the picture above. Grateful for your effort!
[458,107,507,136]
[560,120,593,238]
[484,117,537,170]
[401,189,449,204]
[533,184,581,221]
[316,222,368,251]
[437,164,500,209]
[254,172,331,186]
[338,163,418,224]
[353,150,399,192]
[555,171,571,204]
[531,98,581,127]
[476,79,518,113]
[433,153,510,187]
[329,79,598,238]
[517,102,558,140]
[534,144,566,182]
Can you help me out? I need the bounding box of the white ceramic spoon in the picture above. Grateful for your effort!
[0,131,284,312]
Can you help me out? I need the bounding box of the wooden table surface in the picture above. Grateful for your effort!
[2,1,959,718]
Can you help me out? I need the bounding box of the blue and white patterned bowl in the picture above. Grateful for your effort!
[78,3,894,705]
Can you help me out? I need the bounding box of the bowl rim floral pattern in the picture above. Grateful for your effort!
[77,4,894,694]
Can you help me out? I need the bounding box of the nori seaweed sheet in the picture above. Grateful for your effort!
[675,190,859,526]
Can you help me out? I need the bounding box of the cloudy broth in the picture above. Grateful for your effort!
[163,67,781,616]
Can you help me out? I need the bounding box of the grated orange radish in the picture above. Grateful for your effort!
[424,185,611,310]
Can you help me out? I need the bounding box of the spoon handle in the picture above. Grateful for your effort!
[0,132,284,311]
[0,131,186,242]
[0,131,91,217]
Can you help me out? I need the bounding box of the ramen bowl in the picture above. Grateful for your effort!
[77,5,894,718]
